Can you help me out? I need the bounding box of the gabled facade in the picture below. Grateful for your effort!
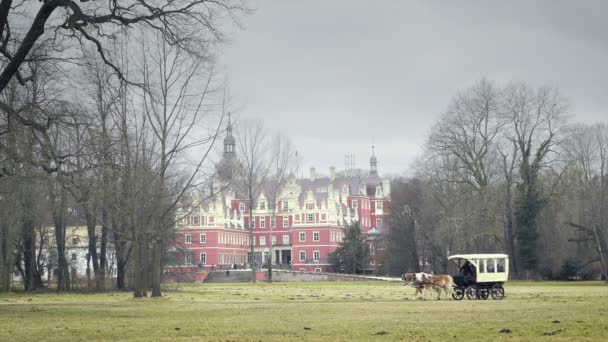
[171,119,390,273]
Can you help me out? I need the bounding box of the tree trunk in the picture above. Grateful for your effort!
[99,207,108,291]
[85,202,100,290]
[268,210,275,283]
[151,238,162,297]
[52,181,69,292]
[249,197,256,283]
[22,219,42,291]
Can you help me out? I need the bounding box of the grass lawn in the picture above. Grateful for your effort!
[1,281,607,341]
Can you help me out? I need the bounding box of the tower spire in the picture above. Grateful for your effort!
[370,139,377,175]
[223,112,236,158]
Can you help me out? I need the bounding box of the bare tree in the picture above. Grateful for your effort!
[502,82,567,277]
[427,78,504,192]
[235,118,272,283]
[140,32,221,297]
[265,133,294,282]
[564,123,608,281]
[0,0,248,94]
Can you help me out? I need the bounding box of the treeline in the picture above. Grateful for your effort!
[0,1,246,296]
[383,79,608,281]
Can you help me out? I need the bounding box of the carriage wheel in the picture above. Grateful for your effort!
[490,284,505,300]
[465,285,478,300]
[452,287,464,300]
[479,288,489,300]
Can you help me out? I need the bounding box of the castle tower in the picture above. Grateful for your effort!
[223,113,236,158]
[369,144,377,175]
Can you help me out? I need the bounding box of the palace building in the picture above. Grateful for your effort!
[171,117,390,273]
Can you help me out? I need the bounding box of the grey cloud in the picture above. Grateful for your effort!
[220,0,608,174]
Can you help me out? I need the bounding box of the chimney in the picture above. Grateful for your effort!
[310,167,316,181]
[329,166,336,181]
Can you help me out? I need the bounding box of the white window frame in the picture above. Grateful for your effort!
[271,236,276,245]
[260,201,266,210]
[307,213,314,222]
[299,251,306,262]
[376,219,382,227]
[315,268,322,273]
[307,202,314,210]
[313,231,320,241]
[239,203,245,211]
[200,253,206,265]
[376,201,383,210]
[299,232,306,242]
[313,250,320,262]
[185,234,192,244]
[260,236,266,246]
[352,200,358,209]
[271,218,275,228]
[192,216,200,225]
[200,234,206,244]
[283,235,289,245]
[185,252,192,265]
[260,217,265,228]
[283,200,289,210]
[283,216,289,228]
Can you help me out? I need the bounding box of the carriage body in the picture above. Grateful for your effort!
[448,254,509,300]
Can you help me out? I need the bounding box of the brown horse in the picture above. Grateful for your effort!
[421,273,453,300]
[402,272,433,299]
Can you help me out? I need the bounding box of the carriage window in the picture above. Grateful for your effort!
[487,259,496,273]
[478,259,485,273]
[497,258,505,272]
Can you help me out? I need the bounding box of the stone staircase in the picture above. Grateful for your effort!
[203,270,253,283]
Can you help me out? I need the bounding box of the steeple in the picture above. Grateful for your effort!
[223,113,236,158]
[369,141,377,175]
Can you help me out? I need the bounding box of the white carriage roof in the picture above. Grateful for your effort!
[448,254,509,261]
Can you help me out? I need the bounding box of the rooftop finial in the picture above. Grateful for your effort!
[372,137,375,156]
[370,139,378,175]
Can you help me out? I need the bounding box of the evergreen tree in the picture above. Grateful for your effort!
[330,222,368,274]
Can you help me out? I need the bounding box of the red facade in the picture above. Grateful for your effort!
[169,119,390,274]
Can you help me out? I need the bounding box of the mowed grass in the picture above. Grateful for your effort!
[0,281,607,341]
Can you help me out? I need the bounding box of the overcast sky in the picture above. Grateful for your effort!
[220,0,608,176]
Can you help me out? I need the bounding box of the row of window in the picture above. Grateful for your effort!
[184,233,293,246]
[252,216,290,229]
[178,216,215,226]
[298,250,321,262]
[184,252,247,265]
[477,258,506,273]
[351,200,383,210]
[240,200,290,212]
[298,231,320,242]
[329,231,344,242]
[185,233,248,245]
[256,235,290,246]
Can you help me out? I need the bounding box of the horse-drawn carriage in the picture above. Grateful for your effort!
[448,254,508,300]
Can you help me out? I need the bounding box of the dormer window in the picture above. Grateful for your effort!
[260,201,266,210]
[239,203,245,211]
[351,200,358,209]
[307,202,314,210]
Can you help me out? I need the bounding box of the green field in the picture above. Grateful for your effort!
[1,281,607,341]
